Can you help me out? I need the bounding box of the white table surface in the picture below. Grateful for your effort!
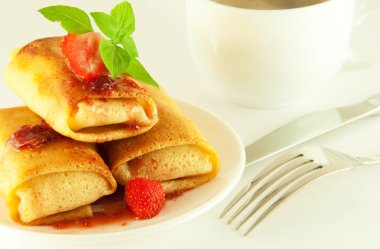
[1,0,380,248]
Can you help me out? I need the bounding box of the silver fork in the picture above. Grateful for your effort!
[219,146,380,236]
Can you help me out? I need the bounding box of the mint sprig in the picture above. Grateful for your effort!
[39,1,159,88]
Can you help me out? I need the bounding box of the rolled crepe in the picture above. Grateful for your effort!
[0,107,117,225]
[4,37,158,143]
[103,86,220,194]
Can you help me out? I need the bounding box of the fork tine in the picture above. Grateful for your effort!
[235,163,320,230]
[219,181,255,219]
[227,158,313,224]
[243,166,325,236]
[220,154,303,219]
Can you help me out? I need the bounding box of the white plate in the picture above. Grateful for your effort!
[0,100,245,243]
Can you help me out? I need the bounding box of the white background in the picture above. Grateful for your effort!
[1,0,380,248]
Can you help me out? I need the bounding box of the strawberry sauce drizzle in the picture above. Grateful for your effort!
[53,204,134,229]
[7,121,59,150]
[80,75,145,96]
[53,187,134,229]
[81,75,119,96]
[52,187,186,229]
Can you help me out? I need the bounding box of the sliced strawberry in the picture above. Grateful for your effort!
[61,32,108,82]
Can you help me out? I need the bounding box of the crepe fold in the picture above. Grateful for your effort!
[0,107,117,225]
[103,86,220,194]
[4,37,158,143]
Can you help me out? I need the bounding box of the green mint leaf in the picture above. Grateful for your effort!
[122,36,139,58]
[40,2,156,84]
[39,5,93,34]
[111,1,135,43]
[90,12,116,38]
[127,58,159,88]
[100,40,130,78]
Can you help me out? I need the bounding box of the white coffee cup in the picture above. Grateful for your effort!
[186,0,380,108]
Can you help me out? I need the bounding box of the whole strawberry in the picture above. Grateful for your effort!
[125,178,165,219]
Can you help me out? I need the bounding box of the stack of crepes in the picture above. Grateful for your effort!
[0,36,220,226]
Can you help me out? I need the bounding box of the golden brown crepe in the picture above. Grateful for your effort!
[4,37,158,143]
[0,107,117,225]
[103,86,220,194]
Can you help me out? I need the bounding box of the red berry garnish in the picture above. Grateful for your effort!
[61,32,108,82]
[125,178,165,219]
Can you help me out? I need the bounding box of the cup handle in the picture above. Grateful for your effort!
[343,0,380,71]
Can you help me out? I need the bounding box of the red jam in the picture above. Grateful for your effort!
[81,75,119,96]
[80,75,145,96]
[53,203,134,229]
[53,187,134,229]
[7,121,59,150]
[52,187,187,229]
